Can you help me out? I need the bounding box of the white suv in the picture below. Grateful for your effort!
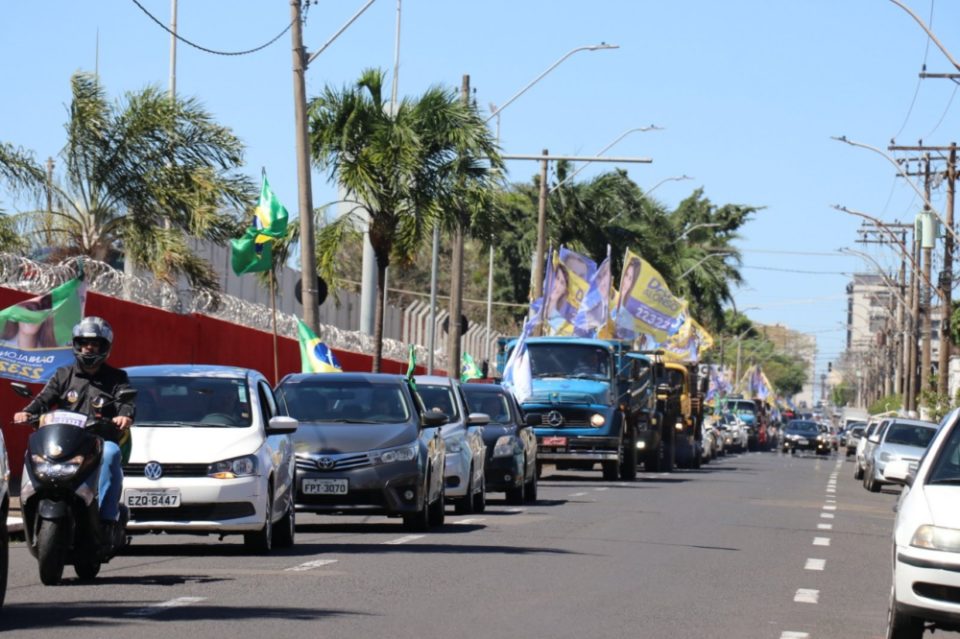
[884,408,959,637]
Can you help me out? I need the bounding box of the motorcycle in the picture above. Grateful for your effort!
[11,382,136,585]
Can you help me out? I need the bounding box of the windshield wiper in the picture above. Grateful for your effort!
[567,373,606,380]
[326,419,379,424]
[535,372,569,378]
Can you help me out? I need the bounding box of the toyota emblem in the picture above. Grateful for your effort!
[546,410,564,427]
[318,457,335,470]
[144,461,163,480]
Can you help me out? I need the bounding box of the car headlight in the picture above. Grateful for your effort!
[32,453,84,479]
[590,413,605,427]
[493,435,520,458]
[879,451,893,462]
[375,444,418,464]
[911,525,960,552]
[445,438,462,453]
[207,454,258,479]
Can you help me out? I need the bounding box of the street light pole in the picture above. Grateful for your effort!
[548,125,662,194]
[679,251,733,279]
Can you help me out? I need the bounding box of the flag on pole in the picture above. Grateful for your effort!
[231,172,289,275]
[501,328,533,404]
[296,320,342,373]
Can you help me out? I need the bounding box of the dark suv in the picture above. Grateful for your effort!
[781,420,824,455]
[275,373,447,531]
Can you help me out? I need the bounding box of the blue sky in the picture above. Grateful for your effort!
[3,1,959,382]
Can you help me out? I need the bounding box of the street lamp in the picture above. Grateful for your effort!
[679,250,734,279]
[548,125,662,194]
[678,220,720,241]
[647,174,694,198]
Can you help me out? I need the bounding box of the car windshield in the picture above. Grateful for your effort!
[732,401,755,414]
[525,344,611,379]
[462,389,512,424]
[130,376,252,428]
[927,417,960,484]
[787,421,819,435]
[415,384,461,421]
[276,379,411,424]
[883,423,936,448]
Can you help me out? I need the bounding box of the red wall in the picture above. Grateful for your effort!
[0,286,442,479]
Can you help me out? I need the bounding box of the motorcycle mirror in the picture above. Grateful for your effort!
[10,382,32,398]
[117,388,138,403]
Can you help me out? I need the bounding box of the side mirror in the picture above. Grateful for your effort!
[117,388,138,403]
[267,415,298,434]
[883,459,914,486]
[467,412,490,426]
[525,413,540,428]
[10,382,32,398]
[868,434,880,444]
[420,411,448,428]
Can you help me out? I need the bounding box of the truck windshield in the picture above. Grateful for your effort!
[526,344,611,380]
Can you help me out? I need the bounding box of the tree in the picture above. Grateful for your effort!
[0,73,254,290]
[309,69,501,372]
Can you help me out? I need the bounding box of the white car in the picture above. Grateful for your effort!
[855,418,889,480]
[415,376,487,514]
[0,427,8,608]
[123,365,298,553]
[884,408,960,637]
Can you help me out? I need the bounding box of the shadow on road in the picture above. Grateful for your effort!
[0,602,367,631]
[296,541,586,556]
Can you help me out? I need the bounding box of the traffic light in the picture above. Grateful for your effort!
[827,362,832,373]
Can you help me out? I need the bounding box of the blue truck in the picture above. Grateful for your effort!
[497,336,670,480]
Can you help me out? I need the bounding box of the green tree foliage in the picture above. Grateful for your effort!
[0,73,254,290]
[868,393,903,415]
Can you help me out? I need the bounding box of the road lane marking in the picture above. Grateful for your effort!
[454,518,485,525]
[569,492,587,497]
[781,632,810,638]
[821,513,835,519]
[794,589,820,604]
[125,597,207,617]
[503,507,525,513]
[383,534,425,545]
[805,558,826,571]
[286,559,338,572]
[813,537,831,546]
[823,505,837,511]
[818,523,833,530]
[595,487,609,491]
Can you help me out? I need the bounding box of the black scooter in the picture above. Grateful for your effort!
[11,382,136,585]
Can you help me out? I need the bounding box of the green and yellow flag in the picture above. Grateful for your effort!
[231,172,289,275]
[461,353,482,382]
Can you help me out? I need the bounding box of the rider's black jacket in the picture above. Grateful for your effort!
[23,362,135,442]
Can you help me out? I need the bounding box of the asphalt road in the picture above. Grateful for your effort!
[1,450,948,639]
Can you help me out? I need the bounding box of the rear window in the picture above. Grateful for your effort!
[416,384,461,421]
[462,388,512,424]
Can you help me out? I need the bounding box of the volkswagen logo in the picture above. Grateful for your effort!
[144,461,163,480]
[546,410,564,427]
[317,457,336,470]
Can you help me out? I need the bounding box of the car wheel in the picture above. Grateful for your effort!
[273,495,296,549]
[868,474,883,493]
[854,463,864,480]
[244,488,274,554]
[428,484,446,528]
[455,469,476,515]
[602,461,619,481]
[0,504,7,604]
[886,583,924,639]
[472,475,486,513]
[506,475,525,505]
[404,479,432,532]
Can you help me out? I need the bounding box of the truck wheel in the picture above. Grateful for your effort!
[619,429,638,481]
[662,435,675,473]
[644,440,661,472]
[602,461,619,481]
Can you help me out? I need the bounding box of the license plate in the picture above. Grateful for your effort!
[542,436,567,446]
[302,478,349,495]
[125,489,181,508]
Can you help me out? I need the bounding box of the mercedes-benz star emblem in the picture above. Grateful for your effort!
[144,461,163,480]
[547,410,564,427]
[318,457,335,470]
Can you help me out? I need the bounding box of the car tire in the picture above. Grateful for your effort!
[602,461,619,481]
[473,475,486,513]
[854,463,864,480]
[524,469,538,503]
[273,495,296,549]
[644,441,662,472]
[506,478,525,505]
[244,488,274,554]
[619,428,638,481]
[868,473,883,493]
[455,469,476,515]
[428,485,446,528]
[0,504,7,605]
[404,480,432,532]
[886,583,924,639]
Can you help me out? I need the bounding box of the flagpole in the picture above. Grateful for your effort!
[270,268,279,385]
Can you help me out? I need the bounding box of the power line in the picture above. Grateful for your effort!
[130,0,295,56]
[742,265,852,276]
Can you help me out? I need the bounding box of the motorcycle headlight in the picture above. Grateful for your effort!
[207,455,258,479]
[911,525,960,552]
[493,435,520,458]
[32,453,84,479]
[445,438,463,453]
[376,444,418,464]
[590,413,606,427]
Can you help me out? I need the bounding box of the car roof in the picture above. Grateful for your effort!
[279,372,407,384]
[461,383,507,395]
[414,375,458,387]
[125,364,253,379]
[886,418,938,428]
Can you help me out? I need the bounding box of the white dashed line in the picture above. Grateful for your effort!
[504,507,525,513]
[794,589,820,604]
[286,559,338,572]
[125,597,207,617]
[455,518,485,525]
[821,512,835,519]
[813,537,831,546]
[569,492,587,497]
[818,523,833,530]
[595,487,609,491]
[383,534,425,545]
[805,558,826,571]
[781,632,810,638]
[823,505,837,511]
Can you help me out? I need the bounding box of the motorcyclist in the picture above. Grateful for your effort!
[14,316,135,547]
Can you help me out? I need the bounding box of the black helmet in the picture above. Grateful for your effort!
[72,316,113,369]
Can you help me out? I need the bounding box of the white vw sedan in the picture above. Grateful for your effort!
[122,365,298,553]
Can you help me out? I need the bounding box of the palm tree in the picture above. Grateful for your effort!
[309,69,501,372]
[0,72,254,290]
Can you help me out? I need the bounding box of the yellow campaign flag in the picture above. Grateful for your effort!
[613,249,686,344]
[662,317,713,363]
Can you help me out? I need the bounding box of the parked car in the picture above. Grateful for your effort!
[0,426,8,608]
[863,418,937,493]
[700,421,719,463]
[856,418,891,480]
[845,422,866,457]
[123,365,298,553]
[882,408,960,637]
[275,373,447,531]
[461,383,538,504]
[719,413,749,453]
[414,376,487,514]
[781,420,824,455]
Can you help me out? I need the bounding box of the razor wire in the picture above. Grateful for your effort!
[0,254,443,370]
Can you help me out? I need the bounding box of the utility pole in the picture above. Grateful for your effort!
[532,149,549,300]
[45,157,54,247]
[921,155,933,395]
[445,74,470,379]
[942,144,957,398]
